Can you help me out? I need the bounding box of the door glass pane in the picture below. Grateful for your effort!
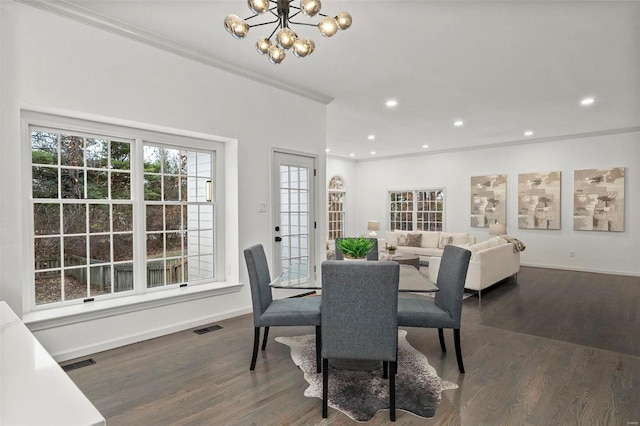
[278,163,310,283]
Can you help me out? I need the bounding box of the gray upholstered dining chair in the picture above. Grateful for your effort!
[334,237,379,260]
[397,245,471,373]
[321,260,400,421]
[244,244,321,372]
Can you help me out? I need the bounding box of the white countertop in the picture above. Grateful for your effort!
[1,301,106,426]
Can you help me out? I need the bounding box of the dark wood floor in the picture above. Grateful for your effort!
[64,266,640,425]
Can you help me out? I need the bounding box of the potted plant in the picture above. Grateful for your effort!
[336,236,375,260]
[386,244,397,255]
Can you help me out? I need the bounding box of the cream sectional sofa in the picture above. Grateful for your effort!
[380,230,476,262]
[429,237,520,296]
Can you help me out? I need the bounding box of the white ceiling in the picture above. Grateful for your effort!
[23,0,640,159]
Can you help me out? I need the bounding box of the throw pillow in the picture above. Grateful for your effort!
[438,235,453,249]
[397,234,407,246]
[406,233,422,247]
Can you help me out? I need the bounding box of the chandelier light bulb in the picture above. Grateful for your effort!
[335,11,352,30]
[292,38,315,58]
[224,14,249,39]
[300,0,321,17]
[248,0,270,14]
[224,14,239,32]
[256,37,272,55]
[318,16,339,37]
[267,45,286,64]
[276,28,297,49]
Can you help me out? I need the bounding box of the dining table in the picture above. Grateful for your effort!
[269,263,438,293]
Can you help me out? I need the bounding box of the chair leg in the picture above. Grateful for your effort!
[390,361,396,422]
[316,326,322,373]
[322,358,329,418]
[453,328,465,374]
[382,361,388,379]
[250,327,260,371]
[438,328,447,352]
[261,326,270,350]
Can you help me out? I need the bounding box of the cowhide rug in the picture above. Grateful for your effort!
[276,330,457,422]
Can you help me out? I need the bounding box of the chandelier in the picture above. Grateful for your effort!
[224,0,352,64]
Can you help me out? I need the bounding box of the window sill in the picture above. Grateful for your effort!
[23,281,243,332]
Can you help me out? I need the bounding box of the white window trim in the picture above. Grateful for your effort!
[21,109,240,326]
[328,175,346,240]
[388,188,446,231]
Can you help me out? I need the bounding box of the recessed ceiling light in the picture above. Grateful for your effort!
[368,135,375,140]
[349,153,355,157]
[325,148,330,152]
[580,97,595,106]
[385,99,398,108]
[370,151,376,155]
[524,131,534,137]
[422,144,429,149]
[453,120,464,127]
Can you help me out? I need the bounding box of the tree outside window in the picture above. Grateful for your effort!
[30,125,218,309]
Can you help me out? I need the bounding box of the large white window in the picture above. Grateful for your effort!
[27,114,223,311]
[389,189,444,231]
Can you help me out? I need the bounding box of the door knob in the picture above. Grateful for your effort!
[275,236,282,242]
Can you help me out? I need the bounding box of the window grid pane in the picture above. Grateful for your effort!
[30,123,220,310]
[389,189,444,232]
[31,128,134,306]
[144,144,215,289]
[280,165,310,283]
[328,190,345,240]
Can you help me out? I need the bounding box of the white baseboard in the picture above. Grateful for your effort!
[48,306,252,362]
[520,262,640,277]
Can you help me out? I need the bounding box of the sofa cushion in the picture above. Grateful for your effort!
[385,231,399,246]
[420,231,441,248]
[469,240,490,253]
[440,232,470,247]
[468,238,509,260]
[396,246,443,258]
[405,233,422,247]
[486,237,507,248]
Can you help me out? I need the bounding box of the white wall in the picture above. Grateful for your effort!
[0,3,327,359]
[326,156,358,236]
[339,133,640,276]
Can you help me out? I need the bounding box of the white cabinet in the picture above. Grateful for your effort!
[1,301,105,426]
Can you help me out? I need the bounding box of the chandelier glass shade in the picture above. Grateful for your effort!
[224,0,352,64]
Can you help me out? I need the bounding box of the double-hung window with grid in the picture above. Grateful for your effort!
[28,117,222,311]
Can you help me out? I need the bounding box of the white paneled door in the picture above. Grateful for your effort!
[272,151,316,285]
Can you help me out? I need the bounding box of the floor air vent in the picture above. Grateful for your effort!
[62,358,96,372]
[194,325,223,335]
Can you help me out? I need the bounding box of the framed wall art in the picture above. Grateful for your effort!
[470,174,506,228]
[518,171,561,230]
[573,167,625,231]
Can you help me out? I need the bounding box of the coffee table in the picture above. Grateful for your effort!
[391,254,420,270]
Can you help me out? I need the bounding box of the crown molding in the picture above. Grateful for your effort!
[353,126,640,162]
[14,0,334,105]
